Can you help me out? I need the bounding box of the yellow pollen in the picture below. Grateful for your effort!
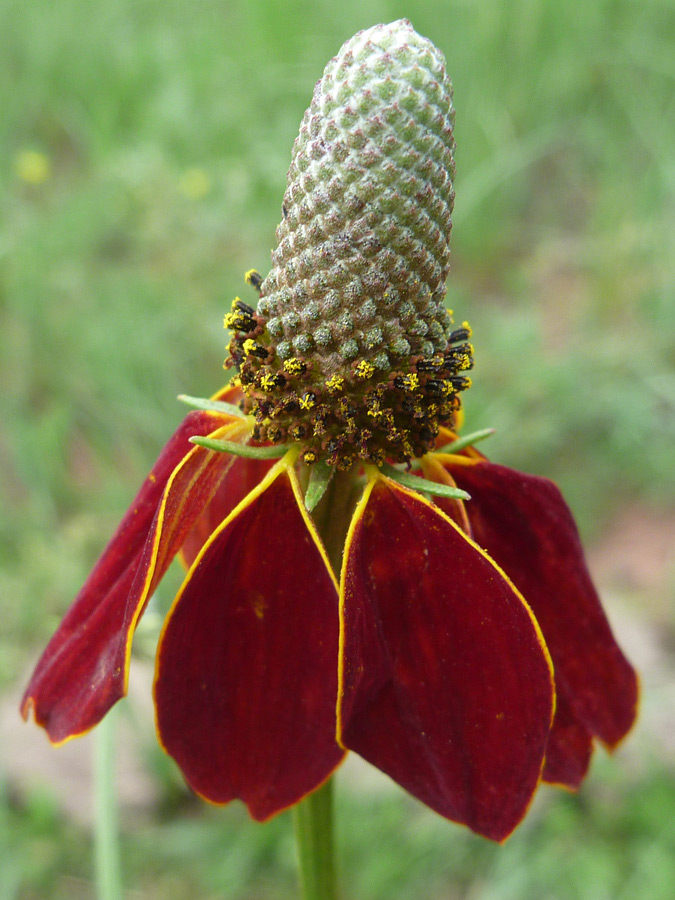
[400,373,420,391]
[354,360,375,380]
[462,321,473,337]
[302,450,317,463]
[243,339,258,356]
[245,269,262,286]
[325,374,346,393]
[259,373,278,391]
[299,392,316,410]
[250,592,267,620]
[284,357,306,375]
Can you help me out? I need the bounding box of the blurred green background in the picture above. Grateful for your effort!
[1,0,674,897]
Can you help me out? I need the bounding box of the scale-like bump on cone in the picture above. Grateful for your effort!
[258,19,456,376]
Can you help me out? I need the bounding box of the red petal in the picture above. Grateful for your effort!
[420,455,472,535]
[21,410,241,743]
[444,460,638,750]
[179,455,275,568]
[178,382,277,567]
[338,476,555,842]
[542,692,594,789]
[154,464,345,820]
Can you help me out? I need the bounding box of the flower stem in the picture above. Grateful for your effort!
[293,777,338,900]
[94,707,123,900]
[290,468,358,900]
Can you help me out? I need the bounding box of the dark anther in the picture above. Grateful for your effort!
[245,270,263,290]
[239,368,255,385]
[284,358,308,376]
[229,312,255,332]
[444,344,474,368]
[448,327,471,344]
[234,298,255,316]
[325,439,339,453]
[425,379,447,397]
[416,356,444,373]
[246,341,269,359]
[447,375,471,390]
[289,424,307,440]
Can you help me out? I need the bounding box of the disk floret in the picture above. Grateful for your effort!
[225,283,473,468]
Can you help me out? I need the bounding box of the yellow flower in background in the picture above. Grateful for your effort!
[179,167,211,199]
[15,150,52,185]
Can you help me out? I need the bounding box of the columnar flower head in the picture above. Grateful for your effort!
[21,20,638,844]
[226,20,473,468]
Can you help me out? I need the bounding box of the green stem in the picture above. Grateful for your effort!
[94,707,123,900]
[293,778,338,900]
[290,468,360,900]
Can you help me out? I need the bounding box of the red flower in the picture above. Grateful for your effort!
[21,385,637,842]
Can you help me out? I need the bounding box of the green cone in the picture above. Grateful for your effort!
[226,21,472,468]
[258,19,457,376]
